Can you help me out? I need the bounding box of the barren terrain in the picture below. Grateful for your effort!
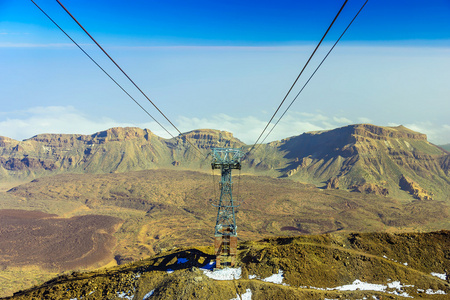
[1,169,449,297]
[0,209,121,296]
[0,124,449,297]
[5,231,449,299]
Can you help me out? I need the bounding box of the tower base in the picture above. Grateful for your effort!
[214,235,237,268]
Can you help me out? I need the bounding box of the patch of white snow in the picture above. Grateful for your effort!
[202,267,241,280]
[248,274,257,279]
[387,281,413,289]
[143,289,155,299]
[262,270,284,284]
[388,290,413,298]
[230,288,252,300]
[117,291,134,299]
[332,280,386,292]
[425,289,446,295]
[431,272,446,280]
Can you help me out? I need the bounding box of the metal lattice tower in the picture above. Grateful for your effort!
[211,148,243,268]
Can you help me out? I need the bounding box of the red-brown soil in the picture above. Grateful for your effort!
[0,209,122,271]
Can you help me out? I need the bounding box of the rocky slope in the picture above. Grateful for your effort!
[252,124,450,200]
[4,231,449,300]
[0,127,243,180]
[0,124,449,200]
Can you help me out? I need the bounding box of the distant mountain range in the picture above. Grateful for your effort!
[440,143,450,151]
[1,124,449,201]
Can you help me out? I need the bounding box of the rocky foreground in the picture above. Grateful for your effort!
[4,231,449,300]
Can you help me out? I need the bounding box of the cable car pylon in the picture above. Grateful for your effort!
[210,147,243,268]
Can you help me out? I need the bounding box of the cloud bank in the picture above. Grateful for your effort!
[1,106,448,145]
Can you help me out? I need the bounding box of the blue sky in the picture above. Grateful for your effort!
[1,0,450,144]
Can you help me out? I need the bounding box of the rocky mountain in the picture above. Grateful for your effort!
[261,124,450,200]
[0,127,243,180]
[1,124,449,200]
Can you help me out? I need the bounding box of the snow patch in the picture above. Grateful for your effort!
[202,267,241,280]
[262,269,284,284]
[307,279,414,298]
[230,288,252,300]
[143,289,155,299]
[382,255,408,266]
[425,289,446,295]
[387,281,413,289]
[431,272,446,280]
[331,280,386,292]
[117,291,134,299]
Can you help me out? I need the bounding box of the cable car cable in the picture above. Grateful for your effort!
[255,0,369,151]
[30,0,175,140]
[55,0,206,158]
[245,0,349,158]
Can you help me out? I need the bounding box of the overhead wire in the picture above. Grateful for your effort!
[54,0,206,158]
[32,0,367,164]
[254,0,369,151]
[30,0,175,140]
[245,0,349,158]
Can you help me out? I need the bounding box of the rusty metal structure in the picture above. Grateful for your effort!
[211,148,243,268]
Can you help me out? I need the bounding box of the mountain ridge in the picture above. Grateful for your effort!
[1,124,448,200]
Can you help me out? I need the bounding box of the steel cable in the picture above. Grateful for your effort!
[245,0,349,158]
[55,0,206,158]
[30,0,175,139]
[254,0,369,151]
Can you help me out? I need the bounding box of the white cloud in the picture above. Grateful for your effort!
[404,122,450,144]
[333,116,352,124]
[357,117,372,123]
[1,106,449,145]
[0,106,155,141]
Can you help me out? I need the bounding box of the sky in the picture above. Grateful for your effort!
[1,0,450,145]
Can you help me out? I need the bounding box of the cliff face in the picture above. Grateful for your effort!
[0,124,449,200]
[263,124,449,200]
[0,127,243,179]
